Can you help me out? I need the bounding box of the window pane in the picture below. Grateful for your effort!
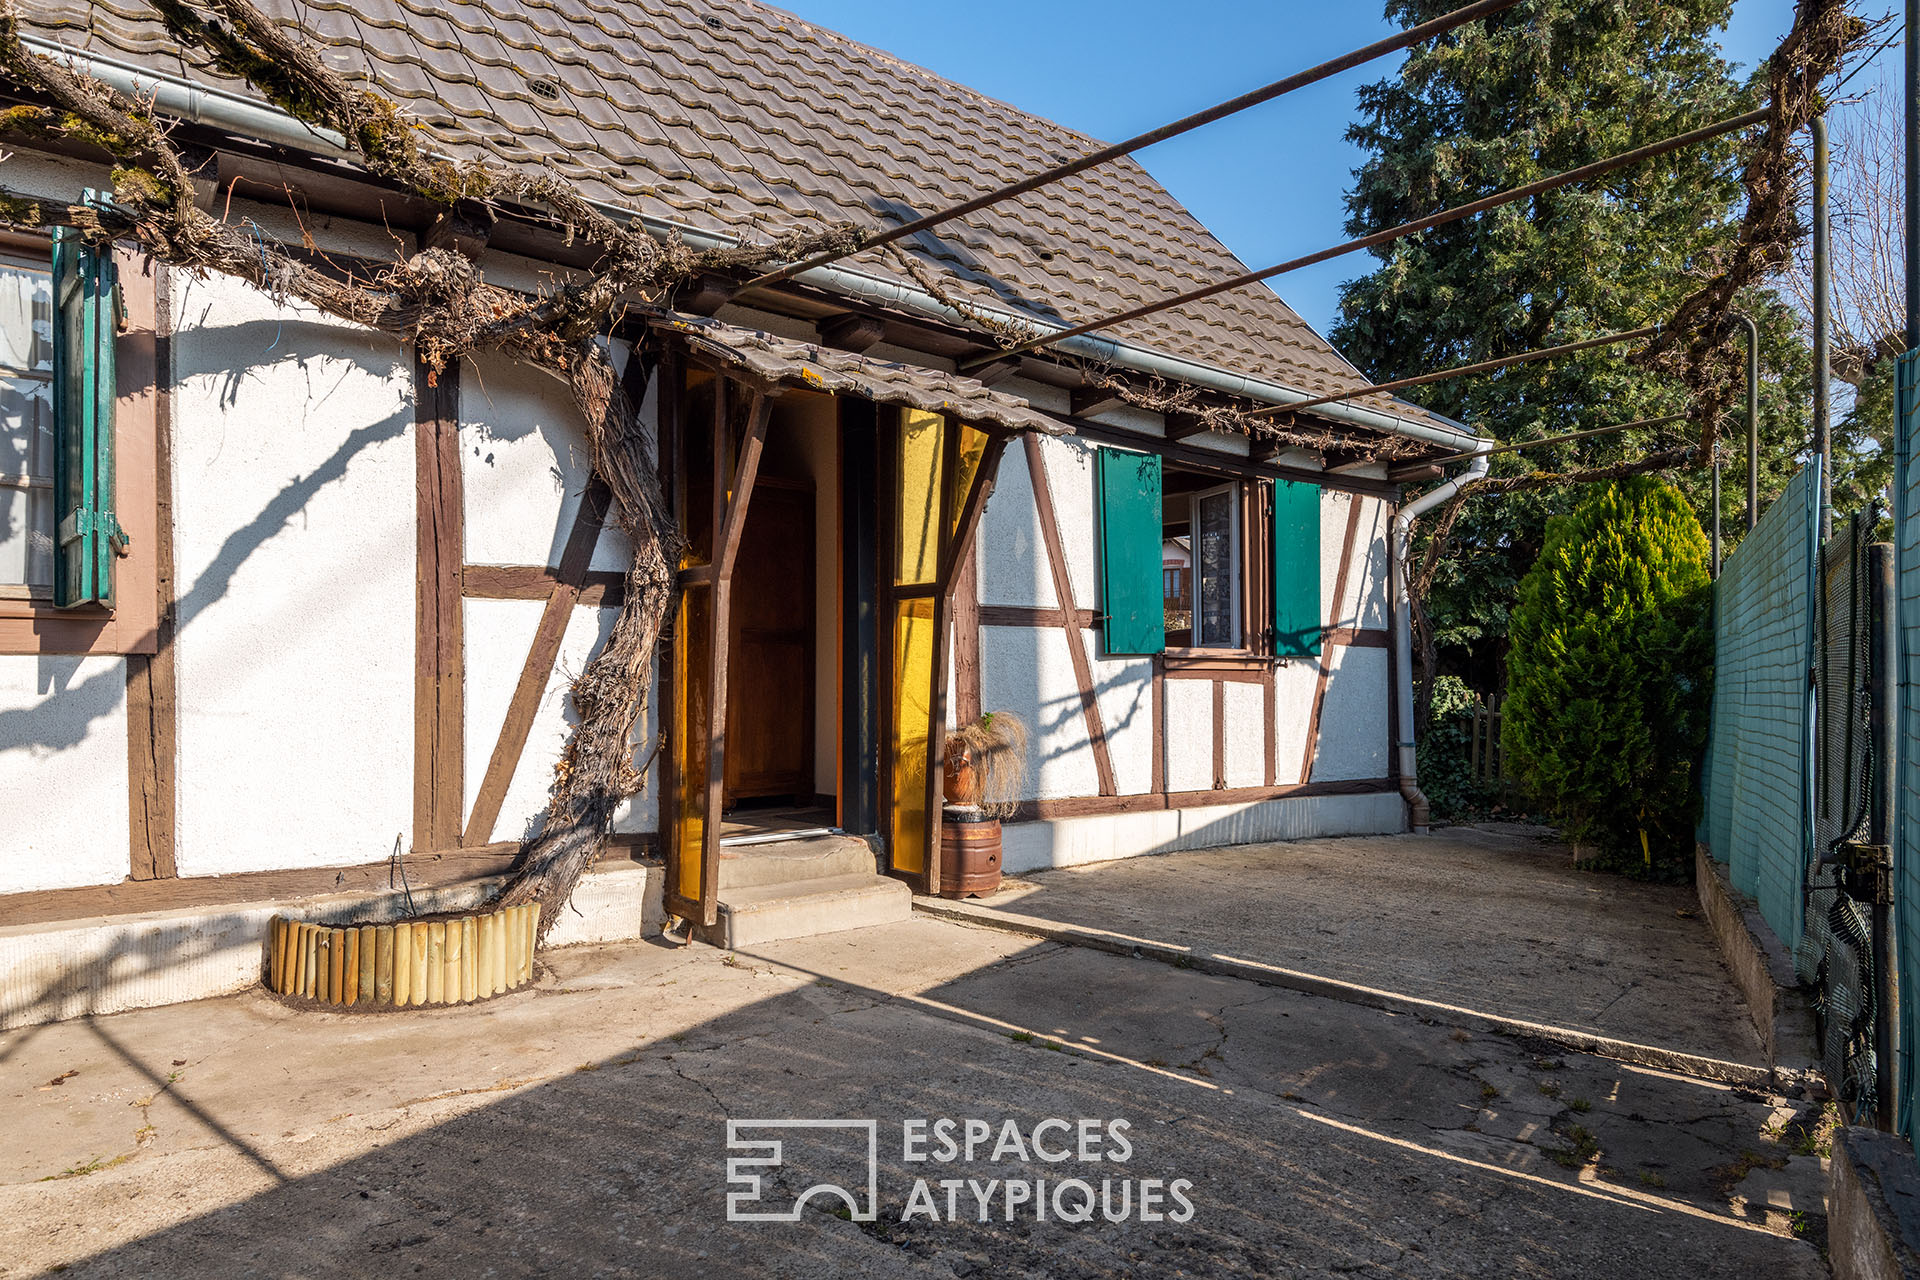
[889,596,937,873]
[1195,489,1236,647]
[0,263,52,373]
[895,409,944,585]
[673,585,714,903]
[0,261,52,588]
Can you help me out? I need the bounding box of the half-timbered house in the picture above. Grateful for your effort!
[0,0,1486,1025]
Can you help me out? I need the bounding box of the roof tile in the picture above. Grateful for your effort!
[20,0,1437,424]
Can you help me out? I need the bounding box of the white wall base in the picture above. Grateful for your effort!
[999,792,1408,876]
[0,863,664,1031]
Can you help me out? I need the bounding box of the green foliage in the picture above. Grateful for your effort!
[1503,478,1712,876]
[1333,0,1810,674]
[1416,675,1495,818]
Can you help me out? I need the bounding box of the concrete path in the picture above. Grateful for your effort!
[0,913,1825,1278]
[928,824,1767,1074]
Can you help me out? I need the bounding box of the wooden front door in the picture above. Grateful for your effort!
[724,476,815,802]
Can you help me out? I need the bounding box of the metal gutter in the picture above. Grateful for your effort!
[1390,449,1493,833]
[24,35,1489,454]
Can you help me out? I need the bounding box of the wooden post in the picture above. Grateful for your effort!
[376,924,397,1005]
[414,356,464,852]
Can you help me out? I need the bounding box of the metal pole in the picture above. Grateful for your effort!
[1734,312,1760,532]
[962,108,1770,371]
[1257,326,1660,417]
[1712,448,1722,576]
[742,0,1527,292]
[1814,115,1833,540]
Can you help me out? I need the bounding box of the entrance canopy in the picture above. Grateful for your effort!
[648,312,1072,437]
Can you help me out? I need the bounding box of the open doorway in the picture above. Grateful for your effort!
[719,391,841,846]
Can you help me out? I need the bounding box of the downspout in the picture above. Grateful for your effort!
[18,36,1487,457]
[1390,449,1492,833]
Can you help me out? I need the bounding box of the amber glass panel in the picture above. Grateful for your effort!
[889,595,937,874]
[895,409,945,585]
[948,423,988,540]
[673,585,713,902]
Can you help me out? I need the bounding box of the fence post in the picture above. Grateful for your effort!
[1872,540,1901,1131]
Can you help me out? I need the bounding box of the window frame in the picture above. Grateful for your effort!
[1158,460,1271,661]
[0,242,54,603]
[1184,481,1243,650]
[0,233,158,656]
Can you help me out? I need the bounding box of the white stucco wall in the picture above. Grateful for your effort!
[1163,680,1213,794]
[1222,681,1266,790]
[0,656,130,893]
[462,600,657,844]
[1273,657,1319,787]
[460,352,634,572]
[979,624,1100,800]
[1310,646,1393,782]
[977,435,1055,610]
[458,350,659,839]
[169,274,416,877]
[1086,633,1153,797]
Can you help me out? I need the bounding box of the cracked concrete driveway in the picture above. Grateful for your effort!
[938,823,1766,1071]
[0,911,1824,1278]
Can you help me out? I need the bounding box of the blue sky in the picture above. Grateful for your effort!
[785,0,1811,340]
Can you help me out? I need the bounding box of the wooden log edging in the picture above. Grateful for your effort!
[264,905,540,1009]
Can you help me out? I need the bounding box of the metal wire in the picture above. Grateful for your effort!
[963,109,1768,371]
[741,0,1527,292]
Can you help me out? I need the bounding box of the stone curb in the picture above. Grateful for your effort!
[914,896,1788,1090]
[1695,844,1824,1082]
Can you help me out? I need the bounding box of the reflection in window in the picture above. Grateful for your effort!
[1162,473,1240,649]
[0,260,53,593]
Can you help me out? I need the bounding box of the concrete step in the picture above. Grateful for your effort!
[710,873,912,948]
[716,834,874,892]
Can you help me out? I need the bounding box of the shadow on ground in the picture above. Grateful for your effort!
[0,912,1822,1279]
[975,823,1763,1067]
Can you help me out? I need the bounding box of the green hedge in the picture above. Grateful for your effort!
[1502,477,1713,878]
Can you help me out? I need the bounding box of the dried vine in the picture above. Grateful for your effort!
[0,0,859,940]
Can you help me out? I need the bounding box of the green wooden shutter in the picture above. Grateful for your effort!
[1095,446,1164,655]
[51,220,122,608]
[1271,479,1321,656]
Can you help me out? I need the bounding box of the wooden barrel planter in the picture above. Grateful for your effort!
[264,904,540,1008]
[939,812,1003,899]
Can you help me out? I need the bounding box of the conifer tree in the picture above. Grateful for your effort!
[1332,0,1810,696]
[1502,477,1712,876]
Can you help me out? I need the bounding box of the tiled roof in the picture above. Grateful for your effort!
[22,0,1431,423]
[656,311,1070,435]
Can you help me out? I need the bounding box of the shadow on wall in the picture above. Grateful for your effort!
[0,318,408,755]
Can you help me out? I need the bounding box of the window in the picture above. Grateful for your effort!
[0,229,121,611]
[0,255,54,600]
[0,226,154,657]
[1163,479,1242,649]
[1097,445,1323,659]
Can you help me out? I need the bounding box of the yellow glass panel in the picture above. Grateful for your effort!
[896,409,945,585]
[948,424,988,540]
[889,596,937,874]
[673,585,713,902]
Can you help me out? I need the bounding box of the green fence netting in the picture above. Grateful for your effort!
[1701,461,1821,950]
[1896,349,1920,1138]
